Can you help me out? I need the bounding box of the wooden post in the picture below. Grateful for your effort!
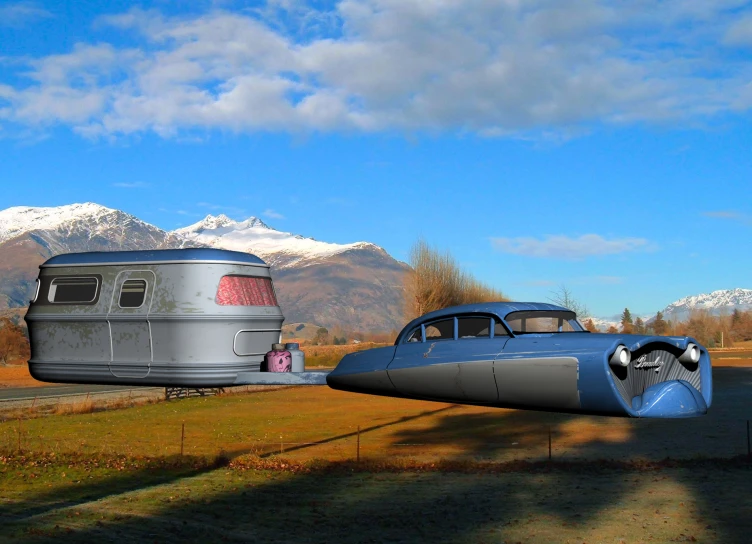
[357,425,361,463]
[31,396,37,410]
[181,422,185,456]
[548,426,552,461]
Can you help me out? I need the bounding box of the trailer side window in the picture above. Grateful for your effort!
[216,276,278,306]
[119,279,147,308]
[48,277,99,303]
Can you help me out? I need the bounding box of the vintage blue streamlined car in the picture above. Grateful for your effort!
[326,302,712,418]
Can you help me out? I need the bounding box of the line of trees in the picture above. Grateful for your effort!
[0,317,30,365]
[594,307,752,347]
[403,238,507,321]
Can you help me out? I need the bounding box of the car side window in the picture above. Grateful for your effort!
[457,317,491,338]
[493,318,509,337]
[424,319,454,340]
[406,328,423,342]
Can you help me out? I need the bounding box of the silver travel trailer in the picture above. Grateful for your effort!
[25,248,284,387]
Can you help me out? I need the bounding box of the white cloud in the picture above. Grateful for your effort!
[263,208,285,219]
[724,15,752,46]
[0,2,51,27]
[1,2,752,137]
[490,234,650,259]
[703,210,752,225]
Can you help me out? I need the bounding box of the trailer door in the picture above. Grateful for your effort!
[108,270,155,379]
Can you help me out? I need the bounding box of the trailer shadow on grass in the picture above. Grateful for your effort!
[0,455,222,525]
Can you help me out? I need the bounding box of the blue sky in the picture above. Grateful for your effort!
[1,0,751,318]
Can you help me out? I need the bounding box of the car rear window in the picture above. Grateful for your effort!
[216,275,278,306]
[48,277,100,304]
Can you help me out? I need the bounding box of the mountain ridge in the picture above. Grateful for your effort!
[0,203,408,332]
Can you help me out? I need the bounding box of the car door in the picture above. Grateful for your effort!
[387,315,507,403]
[108,270,155,379]
[493,335,581,410]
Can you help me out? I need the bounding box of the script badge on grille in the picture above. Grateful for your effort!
[634,354,664,373]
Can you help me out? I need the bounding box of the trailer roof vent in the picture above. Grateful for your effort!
[216,275,278,306]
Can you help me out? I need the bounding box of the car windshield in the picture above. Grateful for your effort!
[504,310,584,334]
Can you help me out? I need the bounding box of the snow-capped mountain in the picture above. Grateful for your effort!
[583,289,752,332]
[0,203,409,332]
[174,214,384,269]
[661,288,752,322]
[0,203,192,253]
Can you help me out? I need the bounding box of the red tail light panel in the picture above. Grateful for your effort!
[215,276,278,306]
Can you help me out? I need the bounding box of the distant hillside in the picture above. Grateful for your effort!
[281,322,326,341]
[173,214,410,331]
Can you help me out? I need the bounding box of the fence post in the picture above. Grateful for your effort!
[357,425,360,463]
[181,422,185,456]
[548,426,552,461]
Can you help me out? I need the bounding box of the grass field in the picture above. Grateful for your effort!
[1,350,750,542]
[1,453,750,543]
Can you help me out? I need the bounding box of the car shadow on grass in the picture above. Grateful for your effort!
[2,368,750,543]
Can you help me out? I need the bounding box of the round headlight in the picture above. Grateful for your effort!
[609,345,631,367]
[679,343,700,364]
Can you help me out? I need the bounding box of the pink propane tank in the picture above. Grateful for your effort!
[264,343,292,372]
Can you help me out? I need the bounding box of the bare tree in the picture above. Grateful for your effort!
[404,238,507,320]
[547,284,590,318]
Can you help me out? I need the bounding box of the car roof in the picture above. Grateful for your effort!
[41,248,268,268]
[395,302,573,343]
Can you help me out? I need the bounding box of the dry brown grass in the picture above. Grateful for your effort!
[53,398,94,415]
[0,360,46,388]
[301,342,388,367]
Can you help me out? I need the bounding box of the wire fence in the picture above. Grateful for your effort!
[2,415,751,465]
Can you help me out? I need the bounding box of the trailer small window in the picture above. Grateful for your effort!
[216,276,278,306]
[48,277,99,303]
[119,279,147,308]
